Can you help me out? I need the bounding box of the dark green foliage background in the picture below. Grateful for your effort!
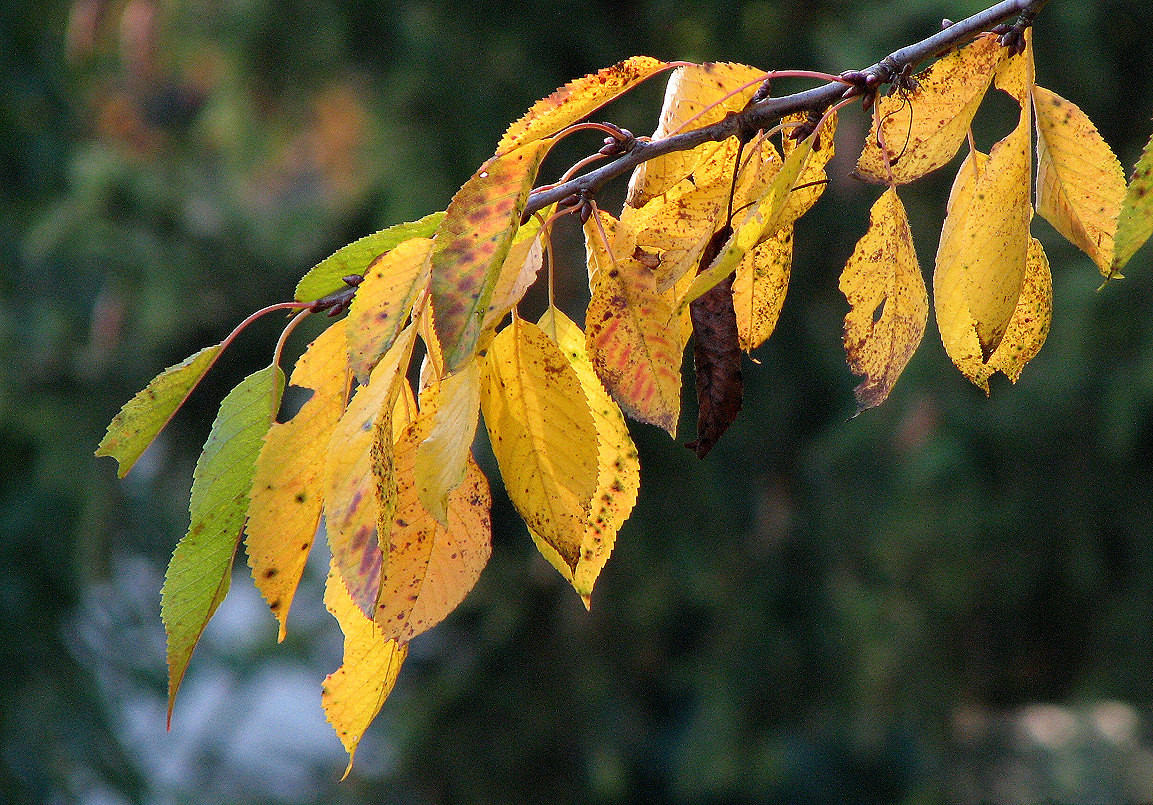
[4,0,1153,802]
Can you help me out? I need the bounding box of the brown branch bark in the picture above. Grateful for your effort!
[523,0,1045,218]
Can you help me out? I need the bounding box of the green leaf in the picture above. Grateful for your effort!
[96,344,223,478]
[161,364,285,723]
[1112,129,1153,275]
[294,211,445,303]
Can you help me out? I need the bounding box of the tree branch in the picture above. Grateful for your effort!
[524,0,1044,218]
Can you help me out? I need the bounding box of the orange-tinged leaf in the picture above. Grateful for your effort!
[986,238,1052,383]
[1033,85,1126,274]
[855,33,1003,184]
[322,563,407,778]
[584,213,683,435]
[537,307,640,604]
[627,62,767,206]
[96,344,222,477]
[162,363,284,723]
[324,324,416,617]
[734,225,792,352]
[840,187,927,410]
[247,324,350,640]
[345,237,432,382]
[480,317,600,568]
[375,421,492,642]
[1112,130,1153,274]
[431,140,552,372]
[414,358,481,525]
[497,56,668,153]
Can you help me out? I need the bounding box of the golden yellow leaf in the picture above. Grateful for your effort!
[856,33,1003,184]
[840,187,927,410]
[375,417,492,642]
[497,56,668,154]
[480,209,549,337]
[321,563,407,778]
[537,307,640,605]
[414,358,481,525]
[247,324,350,641]
[777,110,836,226]
[324,324,416,617]
[480,317,600,568]
[734,225,793,352]
[627,62,768,207]
[986,238,1052,383]
[584,212,683,435]
[345,237,432,382]
[1111,130,1153,275]
[1033,85,1126,274]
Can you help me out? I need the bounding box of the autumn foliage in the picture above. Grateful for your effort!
[96,4,1153,772]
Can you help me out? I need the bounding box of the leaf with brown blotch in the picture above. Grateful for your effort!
[374,424,491,642]
[840,187,927,411]
[414,357,481,525]
[345,237,432,383]
[431,139,551,373]
[855,33,1003,184]
[480,317,600,569]
[627,62,768,207]
[247,324,350,641]
[584,212,683,435]
[1112,129,1153,275]
[324,324,417,618]
[1033,85,1126,275]
[734,225,793,352]
[322,562,407,778]
[497,56,668,154]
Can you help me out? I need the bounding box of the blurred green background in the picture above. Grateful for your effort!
[5,0,1153,802]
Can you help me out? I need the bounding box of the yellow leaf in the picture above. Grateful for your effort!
[1111,129,1153,274]
[414,358,481,525]
[480,209,549,336]
[375,418,492,642]
[345,237,432,382]
[537,308,640,604]
[497,56,668,154]
[584,212,683,435]
[480,317,600,568]
[322,563,407,778]
[840,188,927,410]
[323,324,416,617]
[734,225,793,352]
[247,324,350,641]
[778,110,836,226]
[986,238,1052,383]
[627,62,767,206]
[855,33,1003,184]
[1033,85,1126,274]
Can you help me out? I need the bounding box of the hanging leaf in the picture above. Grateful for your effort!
[431,140,552,372]
[1033,85,1126,274]
[324,325,416,617]
[584,212,683,435]
[498,56,668,153]
[480,317,600,568]
[537,308,639,606]
[1112,129,1153,275]
[322,563,407,778]
[777,110,836,225]
[345,237,432,382]
[375,419,492,642]
[161,363,285,722]
[414,358,481,525]
[855,34,1003,184]
[986,238,1052,383]
[480,209,550,337]
[247,324,350,640]
[734,225,792,352]
[840,187,928,410]
[295,211,444,303]
[96,344,223,477]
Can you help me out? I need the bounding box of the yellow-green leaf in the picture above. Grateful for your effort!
[1033,85,1126,274]
[1113,129,1153,274]
[345,237,432,382]
[480,317,600,568]
[247,324,349,641]
[431,140,552,372]
[161,363,285,722]
[96,344,222,477]
[322,563,407,778]
[498,56,668,153]
[294,211,444,303]
[855,33,1003,184]
[840,187,927,410]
